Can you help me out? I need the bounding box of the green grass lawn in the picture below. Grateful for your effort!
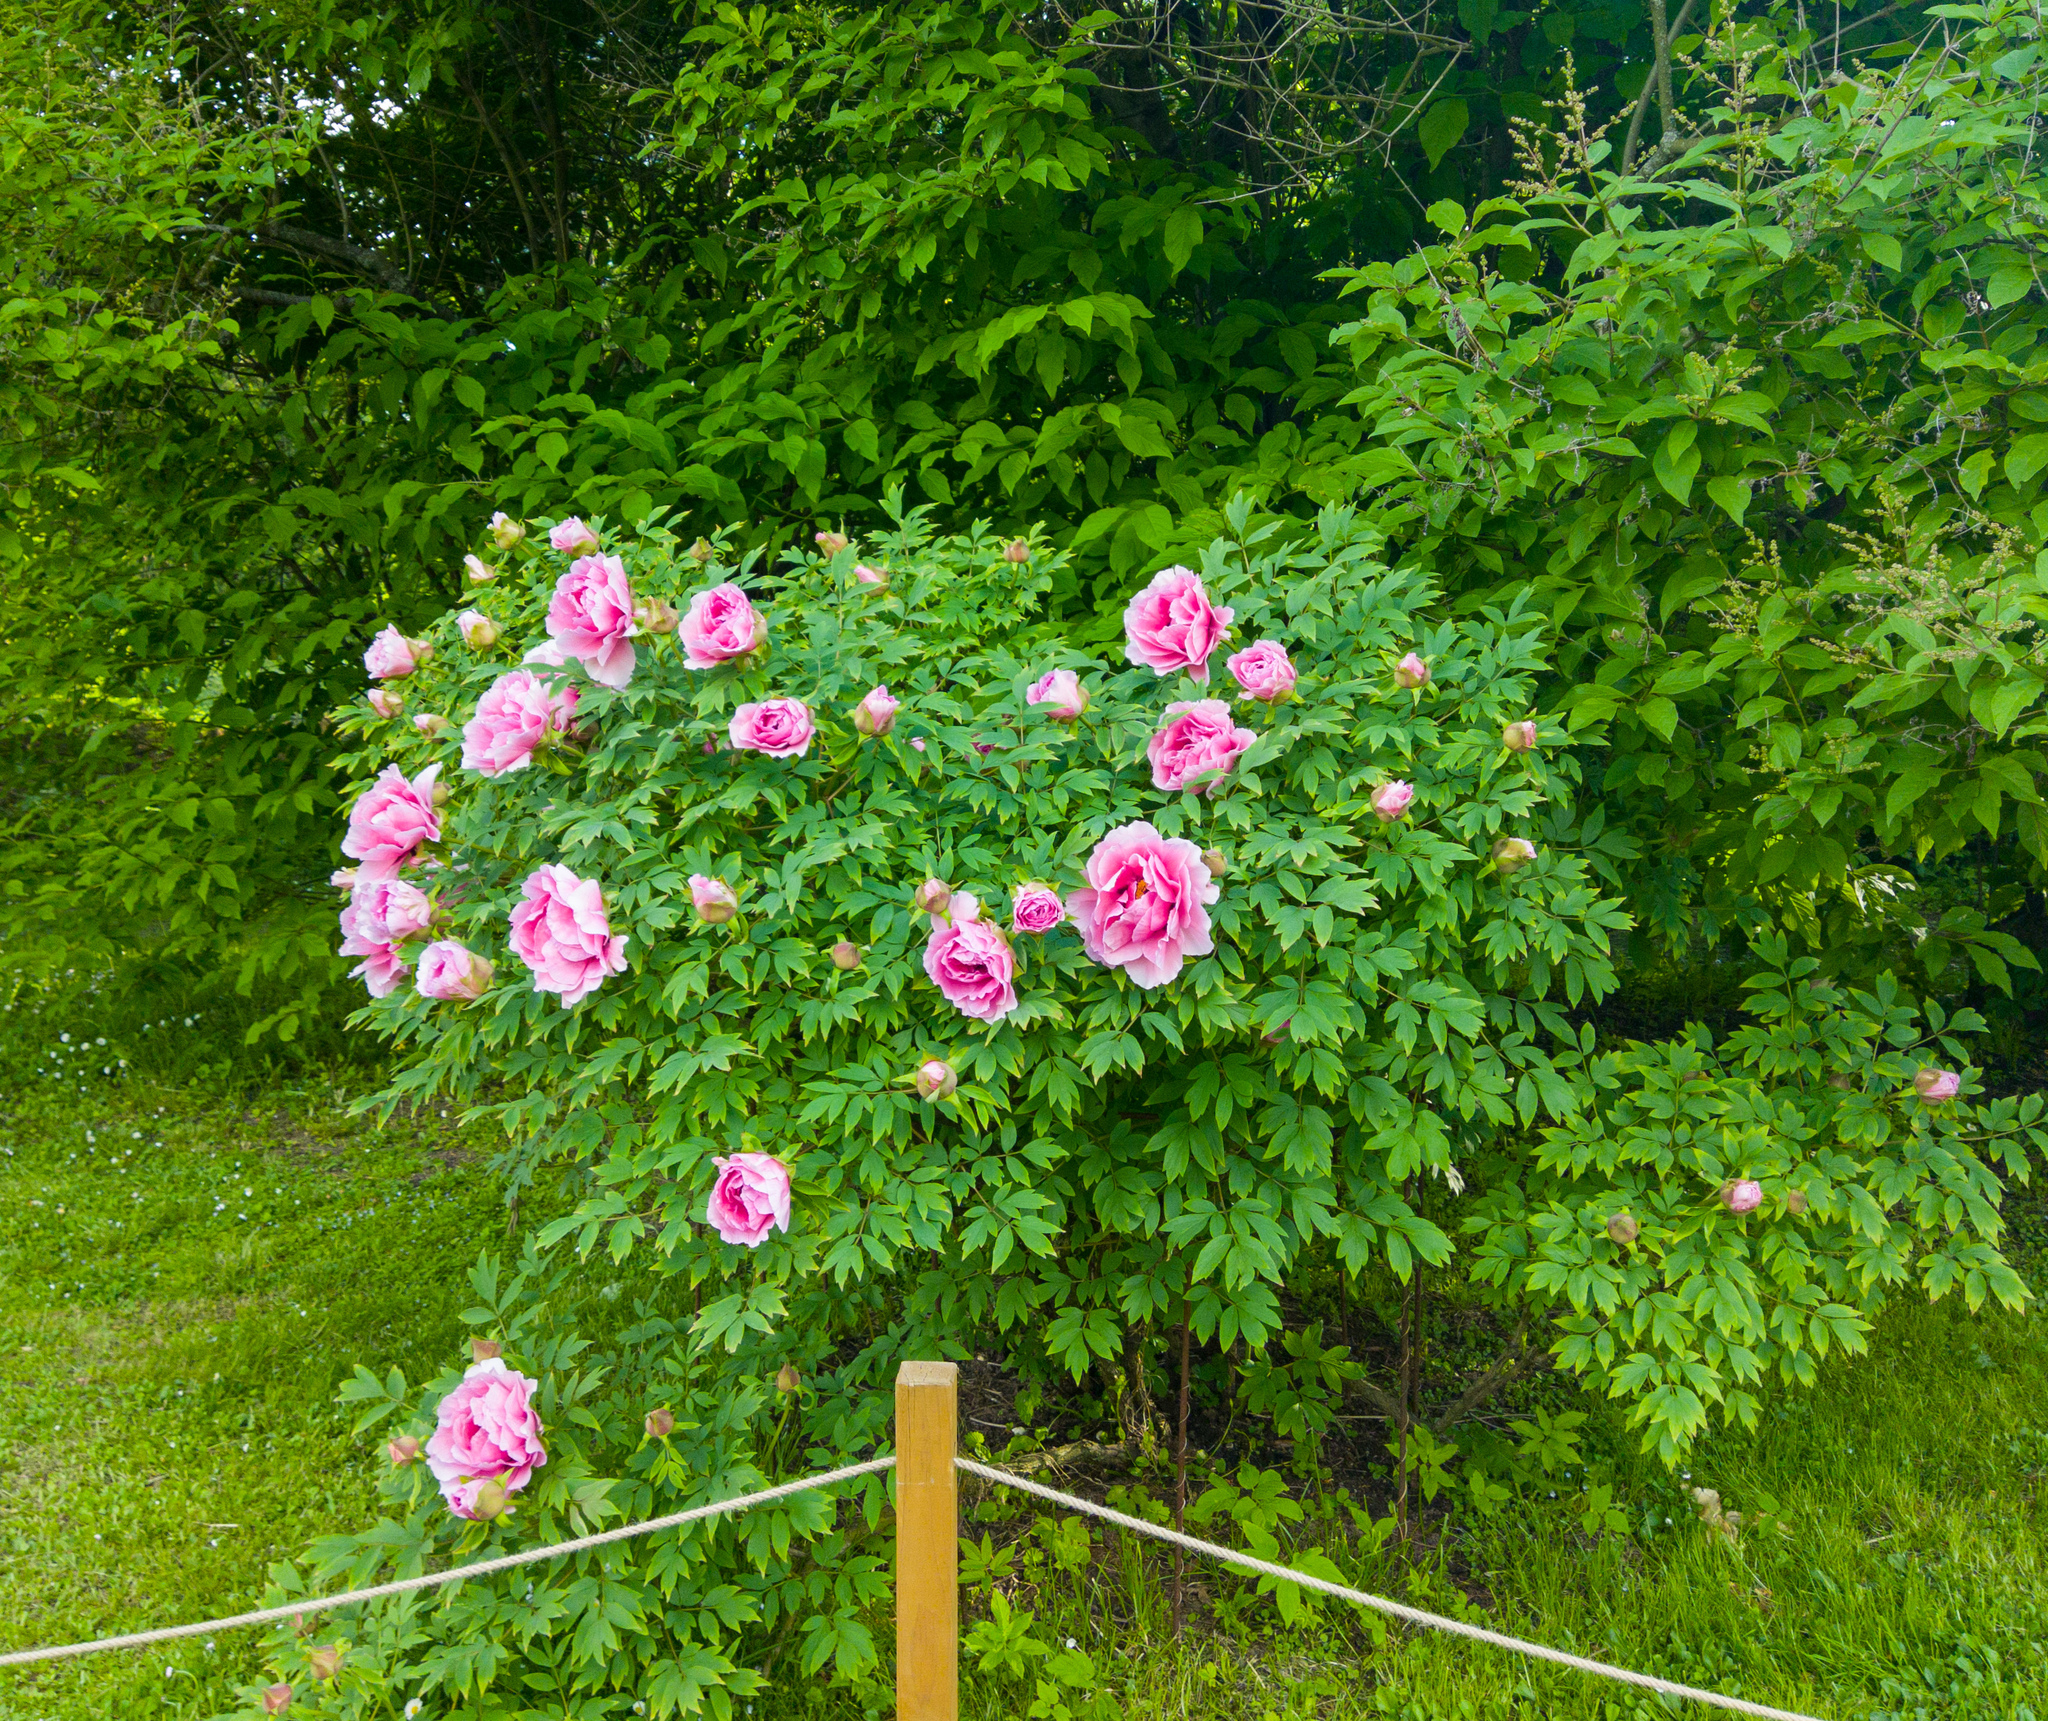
[2,993,2045,1720]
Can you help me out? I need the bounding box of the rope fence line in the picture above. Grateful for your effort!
[0,1366,1827,1721]
[0,1458,898,1670]
[959,1458,1823,1721]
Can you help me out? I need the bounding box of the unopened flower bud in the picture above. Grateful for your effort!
[855,562,888,587]
[488,512,525,551]
[412,713,451,740]
[1492,837,1538,875]
[1913,1068,1960,1102]
[1784,1189,1809,1215]
[1393,651,1431,690]
[1605,1213,1639,1245]
[1722,1180,1763,1214]
[1002,538,1030,563]
[464,554,496,585]
[915,1059,957,1101]
[470,1337,502,1362]
[292,1612,312,1638]
[830,941,860,970]
[308,1645,343,1681]
[815,529,849,556]
[262,1684,294,1715]
[776,1363,802,1395]
[388,1435,422,1467]
[368,688,404,719]
[470,1477,512,1520]
[1503,720,1539,753]
[853,685,900,737]
[688,537,713,563]
[913,877,952,916]
[1201,848,1227,878]
[1370,780,1414,822]
[331,868,358,890]
[431,780,451,809]
[691,874,739,924]
[633,596,679,636]
[645,1406,675,1439]
[458,609,500,650]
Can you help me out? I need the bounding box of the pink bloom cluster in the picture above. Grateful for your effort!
[730,698,814,757]
[342,764,441,881]
[426,1359,547,1520]
[924,895,1019,1022]
[1011,883,1066,935]
[510,864,628,1005]
[1148,700,1257,795]
[705,1152,792,1247]
[417,940,492,1001]
[365,626,429,680]
[546,554,637,688]
[1028,669,1089,721]
[681,583,762,669]
[1227,640,1295,701]
[1124,566,1233,683]
[1070,821,1219,989]
[462,670,579,777]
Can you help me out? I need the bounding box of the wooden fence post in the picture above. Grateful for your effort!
[895,1360,958,1721]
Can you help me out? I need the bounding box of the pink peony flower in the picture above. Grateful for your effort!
[1394,651,1431,690]
[550,516,600,555]
[1914,1068,1961,1102]
[1370,780,1415,823]
[923,898,1019,1022]
[464,554,496,585]
[461,670,579,778]
[691,874,739,924]
[1028,668,1090,721]
[547,554,637,689]
[1069,819,1219,989]
[1147,700,1258,795]
[1722,1180,1763,1215]
[509,864,628,1006]
[680,582,762,669]
[425,1358,547,1520]
[1226,640,1296,702]
[350,877,432,942]
[367,687,405,719]
[729,698,814,758]
[1123,566,1234,683]
[855,562,888,587]
[1492,837,1538,875]
[854,685,899,737]
[416,940,493,1001]
[915,1059,958,1101]
[1503,719,1539,753]
[489,512,524,550]
[458,609,501,650]
[1011,883,1067,935]
[364,625,428,680]
[706,1152,792,1246]
[338,902,405,998]
[341,763,442,881]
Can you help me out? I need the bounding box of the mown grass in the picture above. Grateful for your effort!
[1,975,2045,1721]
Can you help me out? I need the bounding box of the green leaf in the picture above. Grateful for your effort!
[1704,475,1750,525]
[2005,433,2048,487]
[1162,206,1203,272]
[1883,762,1943,824]
[1419,99,1470,171]
[1862,231,1903,272]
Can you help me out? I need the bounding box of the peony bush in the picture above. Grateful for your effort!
[247,497,2041,1716]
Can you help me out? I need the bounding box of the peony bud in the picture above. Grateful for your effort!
[1605,1213,1639,1245]
[412,713,451,740]
[1370,780,1415,822]
[464,554,496,585]
[470,1477,512,1521]
[470,1337,502,1362]
[1492,837,1538,875]
[457,609,501,650]
[1784,1189,1809,1215]
[688,537,714,563]
[830,940,861,970]
[853,685,899,737]
[430,779,451,810]
[1393,651,1431,690]
[1913,1068,1961,1102]
[262,1684,294,1715]
[388,1435,422,1467]
[308,1646,343,1682]
[331,868,358,890]
[776,1362,802,1395]
[1503,720,1539,753]
[292,1613,312,1638]
[368,688,405,719]
[550,517,601,555]
[913,877,952,916]
[915,1059,958,1101]
[645,1407,675,1439]
[632,596,679,636]
[489,512,525,551]
[691,874,739,924]
[1002,538,1030,563]
[854,562,888,587]
[815,529,849,556]
[1201,848,1227,878]
[1722,1180,1763,1215]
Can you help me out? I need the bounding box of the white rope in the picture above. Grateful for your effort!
[0,1457,897,1669]
[959,1459,1824,1721]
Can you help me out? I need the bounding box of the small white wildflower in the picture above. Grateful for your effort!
[406,1701,424,1719]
